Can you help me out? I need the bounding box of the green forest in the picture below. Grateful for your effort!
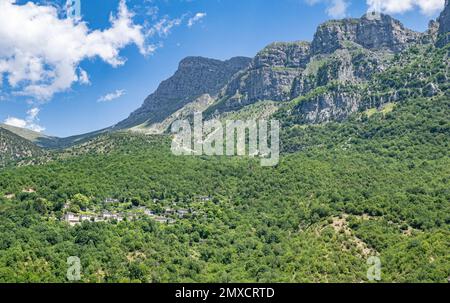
[0,7,449,283]
[0,92,448,282]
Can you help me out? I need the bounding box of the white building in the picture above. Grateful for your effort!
[64,213,80,226]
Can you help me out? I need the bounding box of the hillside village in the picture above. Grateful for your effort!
[0,0,448,284]
[2,189,211,226]
[61,196,211,226]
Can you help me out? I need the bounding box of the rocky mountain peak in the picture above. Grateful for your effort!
[177,56,250,74]
[214,41,311,111]
[116,6,447,132]
[312,14,420,55]
[253,41,311,69]
[115,56,251,129]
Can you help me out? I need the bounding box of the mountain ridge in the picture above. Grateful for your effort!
[2,5,449,150]
[114,56,252,130]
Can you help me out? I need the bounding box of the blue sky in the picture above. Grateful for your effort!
[0,0,445,137]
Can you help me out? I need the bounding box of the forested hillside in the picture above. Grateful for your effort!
[0,90,448,282]
[0,3,449,283]
[0,128,45,168]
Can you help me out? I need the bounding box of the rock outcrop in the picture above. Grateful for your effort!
[216,42,310,111]
[311,14,421,55]
[294,89,362,124]
[117,7,446,131]
[213,13,416,117]
[115,56,251,129]
[437,0,450,47]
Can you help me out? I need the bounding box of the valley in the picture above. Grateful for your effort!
[0,2,449,283]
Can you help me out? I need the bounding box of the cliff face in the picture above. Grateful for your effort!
[311,14,421,55]
[295,90,362,124]
[217,42,310,111]
[118,6,447,132]
[439,0,450,34]
[211,13,419,120]
[115,56,251,129]
[437,0,450,46]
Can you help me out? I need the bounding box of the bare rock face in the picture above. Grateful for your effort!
[423,20,440,44]
[286,14,425,125]
[292,46,388,98]
[293,89,362,124]
[214,13,420,117]
[217,42,310,111]
[253,42,311,69]
[115,56,251,129]
[116,6,447,130]
[439,0,450,34]
[312,14,421,55]
[437,0,450,47]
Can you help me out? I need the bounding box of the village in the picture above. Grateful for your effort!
[2,188,213,227]
[62,195,212,226]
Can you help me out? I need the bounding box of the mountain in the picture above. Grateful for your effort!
[206,41,311,114]
[1,94,448,282]
[0,127,45,167]
[0,123,49,142]
[282,43,448,124]
[0,5,449,284]
[0,123,107,149]
[205,13,427,120]
[311,14,421,55]
[2,5,449,148]
[114,12,426,129]
[437,0,450,46]
[0,123,61,148]
[114,56,251,130]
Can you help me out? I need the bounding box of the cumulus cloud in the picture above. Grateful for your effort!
[367,0,445,16]
[306,0,350,18]
[188,12,207,27]
[98,89,126,102]
[4,107,45,132]
[0,0,152,100]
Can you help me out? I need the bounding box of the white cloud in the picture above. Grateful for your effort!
[306,0,350,18]
[327,0,349,18]
[367,0,445,16]
[78,68,90,85]
[147,16,183,37]
[0,0,153,100]
[307,0,444,18]
[188,12,207,27]
[4,106,45,132]
[4,117,27,128]
[27,107,39,120]
[98,89,126,102]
